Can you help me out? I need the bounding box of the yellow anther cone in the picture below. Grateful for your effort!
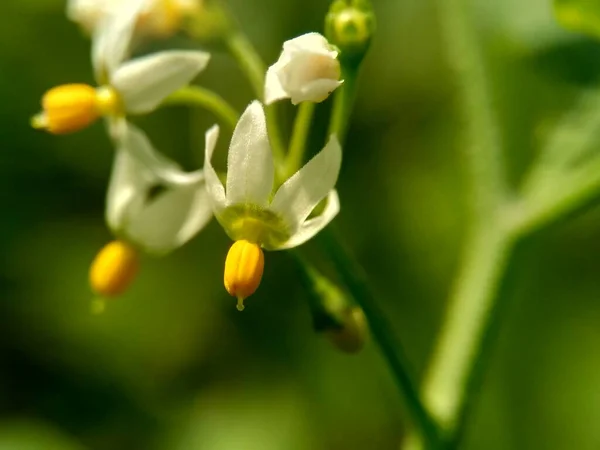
[89,240,139,298]
[224,240,264,311]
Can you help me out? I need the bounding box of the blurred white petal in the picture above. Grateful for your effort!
[226,101,274,207]
[276,190,340,250]
[264,61,289,105]
[283,32,337,57]
[270,134,342,228]
[112,50,210,113]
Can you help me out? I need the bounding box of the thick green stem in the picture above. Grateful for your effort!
[224,31,286,165]
[318,228,442,449]
[284,102,316,178]
[328,66,358,141]
[163,86,240,130]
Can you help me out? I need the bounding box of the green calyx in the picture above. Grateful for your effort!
[325,0,376,65]
[217,204,291,250]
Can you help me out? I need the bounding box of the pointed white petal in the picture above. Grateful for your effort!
[105,145,150,232]
[270,134,342,228]
[203,125,227,212]
[276,190,340,250]
[264,61,289,105]
[112,50,211,114]
[115,120,204,185]
[92,0,146,81]
[226,101,274,206]
[126,182,213,254]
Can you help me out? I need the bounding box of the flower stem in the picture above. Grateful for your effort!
[318,227,443,449]
[328,65,358,141]
[224,31,286,165]
[163,86,239,131]
[284,102,316,178]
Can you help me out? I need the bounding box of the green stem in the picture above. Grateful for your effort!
[328,65,358,141]
[224,31,286,165]
[163,86,239,131]
[318,228,442,450]
[407,0,512,446]
[284,102,316,178]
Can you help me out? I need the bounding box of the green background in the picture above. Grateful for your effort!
[1,0,600,448]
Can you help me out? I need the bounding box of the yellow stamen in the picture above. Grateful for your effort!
[32,84,121,135]
[224,240,264,311]
[89,240,139,298]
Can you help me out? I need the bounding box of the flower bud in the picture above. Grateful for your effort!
[325,306,368,353]
[89,240,140,298]
[31,84,120,135]
[224,240,264,311]
[264,33,343,105]
[325,0,376,65]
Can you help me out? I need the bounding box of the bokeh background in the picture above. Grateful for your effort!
[2,0,600,448]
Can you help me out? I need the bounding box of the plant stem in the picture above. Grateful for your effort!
[224,31,286,165]
[410,0,511,445]
[318,228,442,449]
[163,86,240,131]
[284,102,316,178]
[328,65,358,141]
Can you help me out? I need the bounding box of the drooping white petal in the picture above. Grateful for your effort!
[283,32,337,57]
[264,60,289,105]
[203,125,227,213]
[114,120,204,185]
[270,134,342,228]
[105,144,150,233]
[291,78,343,105]
[92,0,146,81]
[126,181,213,254]
[276,190,340,250]
[226,101,274,207]
[112,50,211,113]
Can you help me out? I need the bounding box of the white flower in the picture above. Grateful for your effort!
[68,0,201,37]
[204,101,342,251]
[106,120,217,254]
[265,32,343,105]
[33,0,209,134]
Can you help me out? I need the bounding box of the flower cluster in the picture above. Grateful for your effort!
[33,0,349,311]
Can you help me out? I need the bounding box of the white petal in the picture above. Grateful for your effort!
[126,182,213,254]
[92,0,146,81]
[276,190,340,250]
[105,145,150,232]
[291,78,343,105]
[114,120,204,185]
[112,50,211,114]
[270,134,342,229]
[203,125,227,213]
[226,101,274,207]
[264,61,289,105]
[283,32,336,57]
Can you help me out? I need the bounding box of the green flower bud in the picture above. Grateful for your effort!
[325,306,368,354]
[325,0,376,65]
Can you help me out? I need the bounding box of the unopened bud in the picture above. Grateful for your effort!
[325,0,376,65]
[89,240,139,298]
[325,306,368,353]
[32,84,120,135]
[224,240,264,311]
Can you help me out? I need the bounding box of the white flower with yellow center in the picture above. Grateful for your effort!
[89,119,216,299]
[33,0,209,135]
[68,0,202,38]
[204,101,342,310]
[265,32,344,105]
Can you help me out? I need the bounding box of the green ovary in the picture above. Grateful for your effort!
[217,204,291,250]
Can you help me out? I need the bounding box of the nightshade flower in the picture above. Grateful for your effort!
[89,119,216,298]
[33,0,210,135]
[265,32,343,105]
[68,0,202,38]
[204,101,342,310]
